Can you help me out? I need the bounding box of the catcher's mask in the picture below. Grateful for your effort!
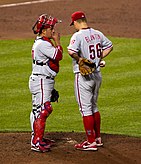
[32,14,62,34]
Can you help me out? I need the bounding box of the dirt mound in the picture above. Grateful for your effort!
[0,132,141,164]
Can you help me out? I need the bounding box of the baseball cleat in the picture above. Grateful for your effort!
[31,141,50,153]
[42,138,55,146]
[74,140,98,151]
[96,137,103,147]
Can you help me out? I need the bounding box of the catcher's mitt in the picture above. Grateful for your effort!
[78,58,96,76]
[51,89,59,102]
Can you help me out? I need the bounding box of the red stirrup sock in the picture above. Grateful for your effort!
[93,111,101,138]
[83,115,95,143]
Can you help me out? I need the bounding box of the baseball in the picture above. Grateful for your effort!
[100,60,106,67]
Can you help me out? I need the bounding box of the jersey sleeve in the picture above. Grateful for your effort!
[100,32,113,50]
[40,41,62,61]
[67,33,80,55]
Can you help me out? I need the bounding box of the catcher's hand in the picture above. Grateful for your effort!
[51,89,59,102]
[78,58,96,76]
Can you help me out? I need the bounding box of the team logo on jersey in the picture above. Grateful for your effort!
[71,39,75,45]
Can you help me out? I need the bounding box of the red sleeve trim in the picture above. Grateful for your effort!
[53,46,63,61]
[102,44,113,50]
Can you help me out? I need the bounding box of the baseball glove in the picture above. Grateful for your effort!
[78,58,96,76]
[51,89,59,102]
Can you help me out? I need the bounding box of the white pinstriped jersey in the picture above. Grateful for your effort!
[67,28,113,73]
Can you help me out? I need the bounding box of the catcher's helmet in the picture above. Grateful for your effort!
[32,14,62,34]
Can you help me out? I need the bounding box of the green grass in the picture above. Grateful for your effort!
[0,36,141,137]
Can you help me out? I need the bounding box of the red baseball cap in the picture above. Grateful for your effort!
[70,11,86,26]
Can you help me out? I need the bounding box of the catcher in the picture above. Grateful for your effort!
[68,11,113,151]
[29,14,63,152]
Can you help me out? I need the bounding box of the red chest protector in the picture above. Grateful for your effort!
[47,59,59,73]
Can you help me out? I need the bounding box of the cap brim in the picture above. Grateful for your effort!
[70,21,74,26]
